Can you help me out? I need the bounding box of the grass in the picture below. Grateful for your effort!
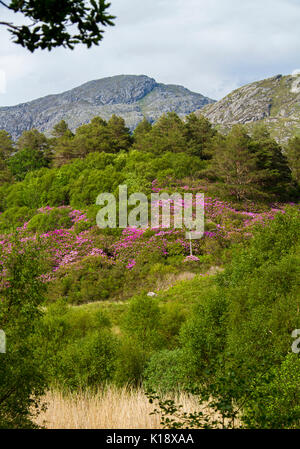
[35,387,202,429]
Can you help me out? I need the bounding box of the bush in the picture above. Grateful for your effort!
[27,208,73,233]
[121,295,164,350]
[113,337,148,387]
[55,330,117,391]
[243,354,300,429]
[0,240,48,428]
[0,206,35,232]
[144,349,186,393]
[177,208,300,428]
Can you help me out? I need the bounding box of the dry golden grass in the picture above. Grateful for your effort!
[35,387,203,429]
[155,271,196,291]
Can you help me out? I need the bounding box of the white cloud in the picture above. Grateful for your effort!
[0,70,6,94]
[0,0,300,106]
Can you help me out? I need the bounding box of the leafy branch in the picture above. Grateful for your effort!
[0,0,116,52]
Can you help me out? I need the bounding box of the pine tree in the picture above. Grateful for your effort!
[0,130,14,160]
[106,115,133,152]
[17,129,49,153]
[250,124,293,198]
[133,118,152,142]
[286,136,300,185]
[134,112,186,154]
[51,120,73,139]
[210,125,259,201]
[210,124,294,202]
[0,131,14,183]
[184,113,216,158]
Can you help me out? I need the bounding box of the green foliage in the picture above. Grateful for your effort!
[3,0,115,52]
[0,130,14,181]
[133,118,152,141]
[176,208,300,428]
[243,354,300,428]
[144,349,186,393]
[286,135,300,185]
[209,124,294,201]
[8,147,50,181]
[33,300,117,390]
[122,295,164,351]
[26,208,73,233]
[0,206,35,233]
[133,112,187,154]
[52,115,132,166]
[54,330,117,391]
[0,239,48,428]
[48,257,124,304]
[51,120,73,139]
[184,113,217,158]
[250,124,293,198]
[113,336,148,387]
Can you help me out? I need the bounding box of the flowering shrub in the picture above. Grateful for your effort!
[0,187,297,302]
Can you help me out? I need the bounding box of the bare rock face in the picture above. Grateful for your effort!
[199,74,300,144]
[0,75,215,139]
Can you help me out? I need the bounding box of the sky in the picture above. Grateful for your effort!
[0,0,300,106]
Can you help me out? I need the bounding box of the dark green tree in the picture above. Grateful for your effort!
[51,120,73,139]
[210,125,258,201]
[8,147,50,180]
[0,0,115,52]
[286,135,300,185]
[134,112,187,154]
[250,124,293,198]
[106,114,132,152]
[184,113,216,158]
[210,124,294,201]
[0,130,14,184]
[0,130,14,160]
[133,117,152,142]
[17,129,49,153]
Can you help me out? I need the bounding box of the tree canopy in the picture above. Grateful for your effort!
[0,0,115,52]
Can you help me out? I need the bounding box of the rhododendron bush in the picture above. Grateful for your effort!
[0,188,292,303]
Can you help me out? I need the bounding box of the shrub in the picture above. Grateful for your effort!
[27,208,73,233]
[0,240,48,428]
[55,330,117,391]
[144,349,186,393]
[113,337,148,388]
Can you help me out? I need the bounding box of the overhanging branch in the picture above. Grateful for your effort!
[0,21,20,30]
[0,1,10,9]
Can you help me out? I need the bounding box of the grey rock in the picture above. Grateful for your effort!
[199,74,300,144]
[0,74,215,139]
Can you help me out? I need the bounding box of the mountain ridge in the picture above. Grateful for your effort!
[199,73,300,144]
[0,74,215,139]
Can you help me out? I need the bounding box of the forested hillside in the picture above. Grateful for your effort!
[0,111,299,429]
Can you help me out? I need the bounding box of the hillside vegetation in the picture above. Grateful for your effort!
[0,112,299,429]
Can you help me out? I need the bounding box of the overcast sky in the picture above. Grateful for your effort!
[0,0,300,106]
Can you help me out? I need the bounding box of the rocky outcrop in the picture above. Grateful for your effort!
[0,75,215,139]
[199,74,300,144]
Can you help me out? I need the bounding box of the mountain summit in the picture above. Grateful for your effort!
[0,75,215,139]
[200,73,300,143]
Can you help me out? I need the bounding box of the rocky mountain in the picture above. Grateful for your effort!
[199,73,300,144]
[0,75,215,139]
